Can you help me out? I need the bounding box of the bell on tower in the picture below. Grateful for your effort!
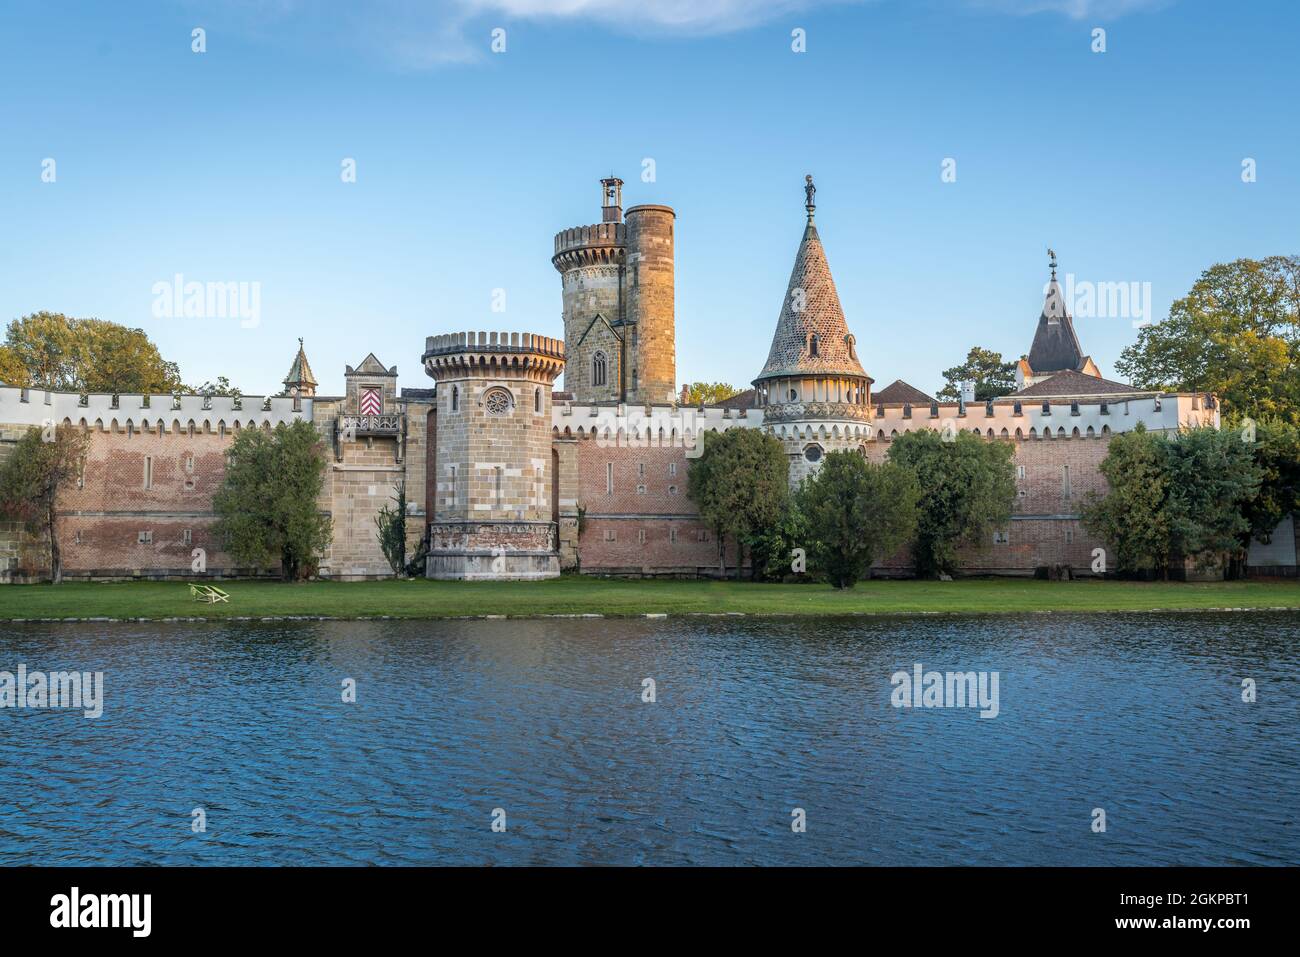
[601,176,624,223]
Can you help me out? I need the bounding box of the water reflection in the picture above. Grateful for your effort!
[0,614,1296,865]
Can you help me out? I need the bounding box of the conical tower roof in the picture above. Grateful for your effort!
[283,338,318,394]
[1026,252,1085,375]
[755,177,867,382]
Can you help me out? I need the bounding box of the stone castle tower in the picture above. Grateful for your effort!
[421,331,565,579]
[552,177,676,405]
[753,176,874,485]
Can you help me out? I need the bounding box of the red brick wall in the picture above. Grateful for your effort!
[54,427,256,576]
[866,434,1113,575]
[571,431,1114,577]
[574,436,739,575]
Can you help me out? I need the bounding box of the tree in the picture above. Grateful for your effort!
[1081,424,1174,577]
[796,452,919,588]
[212,420,332,580]
[192,376,243,398]
[374,484,408,577]
[3,312,184,394]
[682,382,741,406]
[0,425,89,584]
[1238,417,1300,565]
[0,346,30,387]
[937,347,1017,402]
[1165,426,1262,575]
[687,427,789,579]
[888,429,1016,577]
[1115,256,1300,424]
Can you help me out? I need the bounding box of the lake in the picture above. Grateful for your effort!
[1,613,1297,866]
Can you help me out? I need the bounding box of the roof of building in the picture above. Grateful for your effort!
[283,339,317,388]
[873,379,934,405]
[709,388,758,409]
[1024,270,1088,376]
[755,191,867,382]
[400,387,436,401]
[1014,369,1143,397]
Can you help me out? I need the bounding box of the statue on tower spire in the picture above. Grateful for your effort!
[804,174,816,222]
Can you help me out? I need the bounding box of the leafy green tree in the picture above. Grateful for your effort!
[3,312,184,394]
[1085,423,1267,578]
[0,425,89,584]
[747,497,809,582]
[888,429,1017,577]
[1165,425,1263,574]
[687,427,789,579]
[212,420,332,580]
[192,376,243,398]
[1115,256,1300,423]
[1238,417,1300,560]
[796,451,919,588]
[374,484,408,578]
[683,382,741,406]
[936,347,1017,402]
[1082,425,1173,577]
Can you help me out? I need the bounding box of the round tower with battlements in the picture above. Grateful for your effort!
[421,330,565,580]
[552,177,676,405]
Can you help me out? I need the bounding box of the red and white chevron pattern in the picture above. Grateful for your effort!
[359,387,381,416]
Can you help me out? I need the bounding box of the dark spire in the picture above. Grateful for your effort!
[1026,252,1086,375]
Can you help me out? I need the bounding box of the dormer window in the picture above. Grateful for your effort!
[808,333,819,358]
[845,334,856,360]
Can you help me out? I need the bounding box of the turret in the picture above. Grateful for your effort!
[753,175,873,484]
[624,203,677,404]
[551,177,677,405]
[420,331,565,580]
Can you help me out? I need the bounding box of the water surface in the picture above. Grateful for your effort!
[1,613,1297,865]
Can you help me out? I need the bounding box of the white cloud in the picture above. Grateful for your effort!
[457,0,843,34]
[189,0,1177,70]
[962,0,1173,18]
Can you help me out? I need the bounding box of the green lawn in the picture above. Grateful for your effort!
[0,576,1296,621]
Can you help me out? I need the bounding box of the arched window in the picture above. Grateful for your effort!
[534,387,541,413]
[592,351,607,387]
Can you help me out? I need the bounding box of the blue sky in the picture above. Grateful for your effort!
[1,0,1296,397]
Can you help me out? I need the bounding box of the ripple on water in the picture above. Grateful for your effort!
[0,613,1297,865]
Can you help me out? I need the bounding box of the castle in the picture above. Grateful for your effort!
[4,176,1292,584]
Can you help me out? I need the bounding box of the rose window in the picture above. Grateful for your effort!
[484,388,512,416]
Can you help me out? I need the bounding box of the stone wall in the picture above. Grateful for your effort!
[624,205,676,405]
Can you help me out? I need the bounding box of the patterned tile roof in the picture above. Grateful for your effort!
[755,213,867,382]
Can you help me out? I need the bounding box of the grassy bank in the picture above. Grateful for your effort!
[0,576,1296,621]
